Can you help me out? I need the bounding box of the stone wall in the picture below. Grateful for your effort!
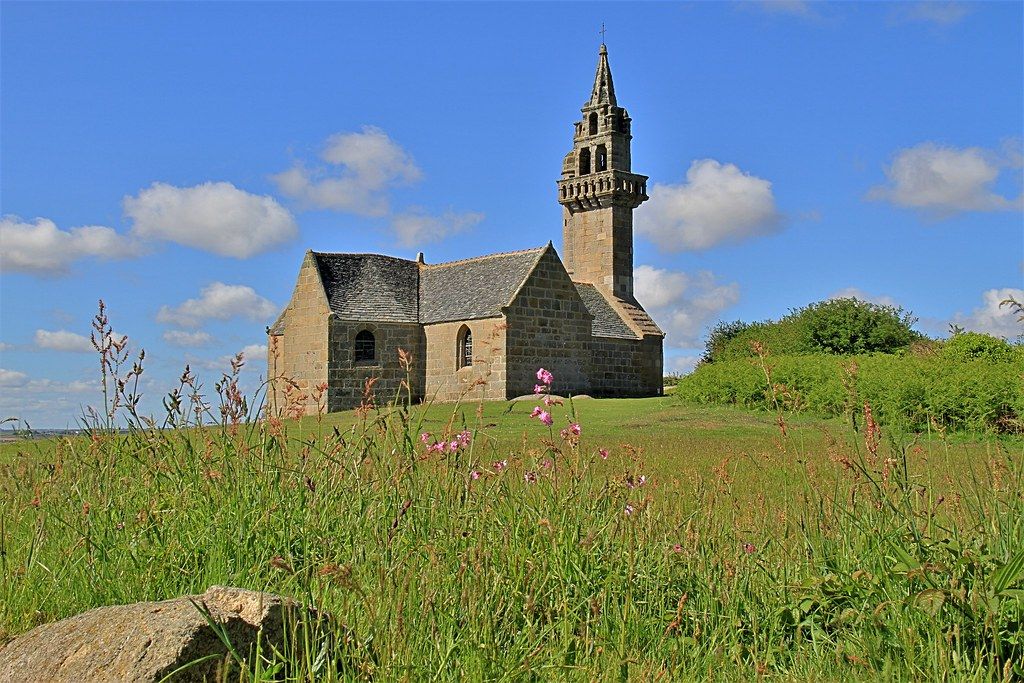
[561,204,635,299]
[267,253,331,416]
[505,248,593,397]
[424,318,507,402]
[587,334,663,397]
[326,320,425,411]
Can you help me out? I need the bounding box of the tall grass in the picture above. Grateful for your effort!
[1,304,1022,680]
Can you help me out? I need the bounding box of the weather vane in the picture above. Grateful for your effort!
[600,23,607,44]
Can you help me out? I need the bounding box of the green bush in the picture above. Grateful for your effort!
[703,298,921,363]
[677,351,1024,433]
[942,331,1016,363]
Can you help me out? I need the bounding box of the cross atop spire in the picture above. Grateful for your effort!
[587,41,617,108]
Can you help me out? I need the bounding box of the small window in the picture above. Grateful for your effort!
[588,112,598,135]
[578,147,591,175]
[596,144,608,172]
[354,330,375,363]
[457,326,473,369]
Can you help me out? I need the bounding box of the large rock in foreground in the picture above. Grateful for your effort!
[0,586,303,682]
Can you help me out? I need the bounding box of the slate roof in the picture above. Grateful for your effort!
[294,247,661,339]
[574,283,639,339]
[313,253,419,323]
[419,248,545,324]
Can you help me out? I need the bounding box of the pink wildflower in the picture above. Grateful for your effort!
[492,459,508,472]
[624,504,635,516]
[456,430,472,447]
[470,470,481,480]
[538,410,553,426]
[540,459,552,469]
[625,474,647,489]
[672,544,683,553]
[448,440,460,453]
[534,384,546,395]
[536,368,553,386]
[530,406,542,418]
[543,395,563,407]
[598,448,609,460]
[524,471,538,484]
[743,542,757,555]
[569,423,581,436]
[419,432,431,444]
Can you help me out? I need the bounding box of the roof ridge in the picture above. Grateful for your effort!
[421,245,547,269]
[312,251,416,262]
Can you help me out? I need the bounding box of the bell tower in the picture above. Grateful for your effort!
[557,43,648,300]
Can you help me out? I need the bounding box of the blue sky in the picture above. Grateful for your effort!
[2,1,1022,427]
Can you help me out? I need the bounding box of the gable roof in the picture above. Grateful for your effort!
[313,253,419,323]
[574,283,638,339]
[419,247,546,324]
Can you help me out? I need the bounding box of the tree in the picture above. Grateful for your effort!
[794,298,919,355]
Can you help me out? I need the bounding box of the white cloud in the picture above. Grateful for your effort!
[0,369,28,387]
[952,288,1024,338]
[0,216,142,275]
[665,355,701,375]
[124,182,297,258]
[34,329,94,353]
[0,342,13,352]
[892,2,971,26]
[240,344,267,364]
[637,159,783,251]
[194,343,268,374]
[162,330,214,348]
[829,287,899,308]
[157,282,278,328]
[868,142,1022,215]
[0,371,98,428]
[391,208,485,247]
[634,265,740,348]
[272,126,422,216]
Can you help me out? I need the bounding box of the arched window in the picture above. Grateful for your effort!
[596,144,608,172]
[457,326,473,369]
[578,147,591,175]
[354,329,375,363]
[588,112,598,135]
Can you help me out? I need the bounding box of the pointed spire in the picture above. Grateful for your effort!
[587,43,617,108]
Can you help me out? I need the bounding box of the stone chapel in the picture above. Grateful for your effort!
[268,44,664,413]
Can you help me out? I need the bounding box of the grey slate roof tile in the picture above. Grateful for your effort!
[574,283,639,339]
[419,248,545,324]
[313,253,419,323]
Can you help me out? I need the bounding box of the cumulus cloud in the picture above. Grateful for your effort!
[952,288,1024,338]
[272,126,422,216]
[34,329,94,353]
[634,265,740,348]
[0,369,28,387]
[391,208,485,247]
[0,216,142,275]
[157,282,278,328]
[124,182,297,258]
[868,142,1023,215]
[0,342,13,352]
[829,287,900,308]
[162,330,214,348]
[637,160,783,251]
